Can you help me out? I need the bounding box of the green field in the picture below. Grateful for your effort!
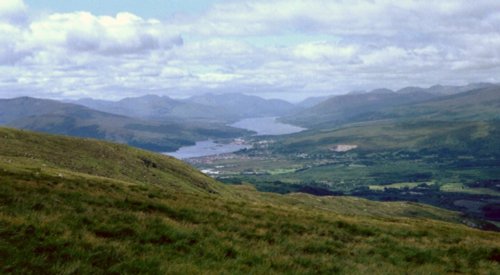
[369,182,430,191]
[195,119,500,223]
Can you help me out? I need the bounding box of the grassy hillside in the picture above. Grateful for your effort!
[271,120,500,155]
[1,128,499,273]
[0,97,250,152]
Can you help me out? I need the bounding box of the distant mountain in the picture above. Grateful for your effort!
[283,83,499,128]
[185,93,297,119]
[396,83,497,95]
[424,83,497,95]
[370,88,394,94]
[74,93,297,122]
[0,97,250,152]
[73,95,231,121]
[296,96,331,108]
[384,85,500,121]
[74,95,179,118]
[0,96,75,124]
[282,88,436,127]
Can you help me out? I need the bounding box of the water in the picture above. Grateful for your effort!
[166,140,249,159]
[230,117,305,136]
[164,117,305,159]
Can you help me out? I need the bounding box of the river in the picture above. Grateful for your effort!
[164,117,305,159]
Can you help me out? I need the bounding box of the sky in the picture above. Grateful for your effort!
[1,0,500,101]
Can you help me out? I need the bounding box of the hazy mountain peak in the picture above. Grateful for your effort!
[396,86,425,94]
[348,90,366,95]
[184,92,296,118]
[370,88,394,94]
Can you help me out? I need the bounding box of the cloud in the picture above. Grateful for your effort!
[28,12,182,55]
[360,47,408,66]
[293,42,358,62]
[0,23,27,63]
[184,0,500,38]
[198,72,242,83]
[160,67,189,79]
[1,0,500,100]
[0,0,27,24]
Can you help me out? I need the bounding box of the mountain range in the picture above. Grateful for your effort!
[283,83,499,128]
[73,93,297,122]
[1,83,498,153]
[0,97,250,152]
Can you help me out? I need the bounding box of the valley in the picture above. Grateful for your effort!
[2,85,497,229]
[187,140,500,228]
[1,127,499,273]
[180,87,500,228]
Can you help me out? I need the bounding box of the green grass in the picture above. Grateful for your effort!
[268,168,298,175]
[272,120,500,155]
[440,183,500,196]
[369,182,430,191]
[192,118,500,226]
[204,119,500,191]
[1,127,499,274]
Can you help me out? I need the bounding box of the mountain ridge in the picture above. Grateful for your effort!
[0,97,250,152]
[73,92,298,122]
[282,83,500,128]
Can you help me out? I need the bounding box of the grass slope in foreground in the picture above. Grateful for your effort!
[0,128,499,274]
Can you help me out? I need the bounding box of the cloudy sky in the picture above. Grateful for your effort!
[1,0,499,101]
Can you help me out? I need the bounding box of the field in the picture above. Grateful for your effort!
[193,120,500,225]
